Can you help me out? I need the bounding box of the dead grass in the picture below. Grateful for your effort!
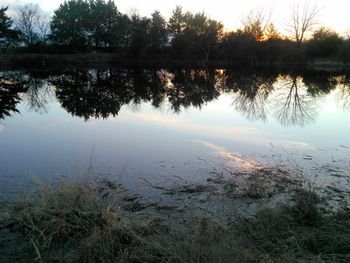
[0,178,349,263]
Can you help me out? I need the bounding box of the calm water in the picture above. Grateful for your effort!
[0,68,349,198]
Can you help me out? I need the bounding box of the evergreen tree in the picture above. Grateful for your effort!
[0,6,18,49]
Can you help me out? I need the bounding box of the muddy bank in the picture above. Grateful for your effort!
[0,176,349,263]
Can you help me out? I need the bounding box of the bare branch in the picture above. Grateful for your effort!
[14,4,49,46]
[286,1,321,45]
[241,7,273,41]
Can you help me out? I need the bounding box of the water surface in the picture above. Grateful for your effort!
[0,68,349,199]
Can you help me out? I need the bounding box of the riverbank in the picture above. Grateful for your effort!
[1,52,350,71]
[0,177,349,263]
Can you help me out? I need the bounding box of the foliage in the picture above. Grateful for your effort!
[50,0,120,48]
[169,8,223,61]
[241,8,272,41]
[307,27,344,58]
[149,11,168,54]
[0,6,19,49]
[0,2,349,64]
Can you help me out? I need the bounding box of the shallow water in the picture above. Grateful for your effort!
[0,68,349,202]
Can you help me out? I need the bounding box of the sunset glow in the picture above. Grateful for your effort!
[2,0,350,35]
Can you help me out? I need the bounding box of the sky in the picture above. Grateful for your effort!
[2,0,350,35]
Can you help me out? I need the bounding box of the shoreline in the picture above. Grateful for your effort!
[1,52,350,71]
[1,176,349,262]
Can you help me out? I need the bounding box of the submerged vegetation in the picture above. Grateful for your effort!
[0,177,349,263]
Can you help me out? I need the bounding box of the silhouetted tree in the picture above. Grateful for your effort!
[169,8,223,61]
[15,4,49,46]
[110,14,130,51]
[51,0,120,48]
[168,6,186,36]
[86,0,119,47]
[307,27,343,58]
[127,14,151,58]
[287,1,320,45]
[0,6,19,49]
[241,8,271,41]
[149,11,168,55]
[50,0,90,48]
[219,30,257,63]
[265,23,282,41]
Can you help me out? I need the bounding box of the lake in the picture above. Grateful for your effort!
[0,68,349,205]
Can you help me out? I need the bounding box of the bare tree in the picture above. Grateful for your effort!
[15,4,49,46]
[241,8,272,41]
[37,14,50,43]
[287,1,320,45]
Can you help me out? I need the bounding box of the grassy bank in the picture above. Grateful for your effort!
[0,178,349,263]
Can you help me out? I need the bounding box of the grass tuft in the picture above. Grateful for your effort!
[0,179,349,263]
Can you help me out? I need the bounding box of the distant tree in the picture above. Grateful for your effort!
[37,14,50,43]
[168,6,186,36]
[86,0,119,47]
[202,18,224,61]
[15,4,48,46]
[149,11,168,54]
[311,27,340,41]
[169,8,223,61]
[307,27,343,57]
[219,30,256,63]
[109,14,130,51]
[50,0,91,47]
[265,23,282,41]
[241,8,272,41]
[287,1,320,45]
[51,0,120,48]
[127,14,151,58]
[0,6,19,48]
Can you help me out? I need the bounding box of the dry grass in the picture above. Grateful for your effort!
[0,178,349,263]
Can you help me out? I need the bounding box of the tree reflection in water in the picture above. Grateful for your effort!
[336,74,350,110]
[0,72,28,119]
[23,73,53,114]
[271,75,318,127]
[225,70,277,122]
[0,68,349,127]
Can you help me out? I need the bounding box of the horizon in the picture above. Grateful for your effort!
[2,0,350,36]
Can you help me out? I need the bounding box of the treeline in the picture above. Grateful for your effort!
[1,0,350,64]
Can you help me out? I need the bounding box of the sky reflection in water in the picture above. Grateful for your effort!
[0,69,349,195]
